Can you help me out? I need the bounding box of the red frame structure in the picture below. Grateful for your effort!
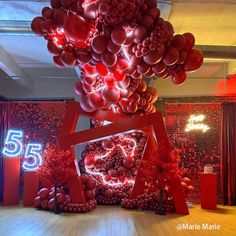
[58,101,189,214]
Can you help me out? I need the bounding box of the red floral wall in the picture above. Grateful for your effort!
[165,103,222,203]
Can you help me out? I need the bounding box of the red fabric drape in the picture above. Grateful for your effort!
[222,103,236,205]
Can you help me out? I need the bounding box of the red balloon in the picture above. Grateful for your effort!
[47,41,62,55]
[74,80,85,96]
[84,3,97,19]
[84,155,96,167]
[64,15,90,41]
[127,103,138,113]
[96,63,108,76]
[50,0,61,8]
[110,169,118,178]
[183,32,195,50]
[103,189,113,198]
[146,87,158,103]
[121,76,130,88]
[34,196,41,207]
[182,177,192,185]
[177,50,188,64]
[57,193,65,204]
[80,95,96,112]
[85,190,95,200]
[181,182,188,191]
[92,35,107,54]
[88,92,104,108]
[117,58,129,71]
[118,166,125,175]
[147,8,160,20]
[111,27,127,45]
[101,87,120,103]
[52,9,67,27]
[101,51,117,67]
[42,7,53,19]
[137,63,150,74]
[184,48,203,72]
[155,68,168,78]
[172,68,186,85]
[113,70,126,82]
[123,157,135,169]
[143,44,164,65]
[87,179,97,190]
[163,47,179,66]
[107,63,118,73]
[131,55,142,66]
[141,15,153,29]
[136,80,147,93]
[187,185,195,194]
[53,55,65,67]
[83,76,96,86]
[152,61,166,74]
[41,199,49,209]
[60,51,76,66]
[145,69,155,78]
[48,199,55,210]
[77,53,92,64]
[83,64,96,75]
[107,40,121,54]
[105,75,117,88]
[133,26,147,44]
[61,0,71,8]
[171,34,186,51]
[31,17,44,35]
[38,188,49,199]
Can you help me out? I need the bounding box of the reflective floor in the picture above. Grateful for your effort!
[0,205,235,236]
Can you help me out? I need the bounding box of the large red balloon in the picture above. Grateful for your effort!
[47,41,62,55]
[53,55,65,67]
[60,50,76,66]
[101,51,117,67]
[163,47,179,66]
[31,17,44,36]
[143,44,164,65]
[92,35,107,54]
[101,87,120,103]
[172,68,186,85]
[74,80,85,96]
[133,26,147,44]
[88,92,104,108]
[64,15,90,41]
[80,96,96,112]
[184,48,203,72]
[111,27,127,45]
[183,32,195,50]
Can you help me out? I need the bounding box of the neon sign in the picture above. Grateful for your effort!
[2,130,43,171]
[185,115,210,132]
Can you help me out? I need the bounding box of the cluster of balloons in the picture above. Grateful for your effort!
[80,131,147,185]
[32,0,203,114]
[121,191,175,212]
[34,179,97,213]
[181,177,195,195]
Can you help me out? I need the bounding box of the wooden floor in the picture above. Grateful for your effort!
[0,205,235,236]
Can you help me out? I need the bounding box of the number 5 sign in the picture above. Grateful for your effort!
[2,129,43,171]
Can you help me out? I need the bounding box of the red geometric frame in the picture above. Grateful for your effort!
[58,101,189,214]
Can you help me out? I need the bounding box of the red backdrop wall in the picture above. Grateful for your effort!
[165,103,222,203]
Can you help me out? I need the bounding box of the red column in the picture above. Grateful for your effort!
[3,157,20,205]
[23,172,39,206]
[200,173,217,209]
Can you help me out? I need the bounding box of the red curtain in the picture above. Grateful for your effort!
[222,103,236,205]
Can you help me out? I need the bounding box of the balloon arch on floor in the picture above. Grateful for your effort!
[32,0,202,214]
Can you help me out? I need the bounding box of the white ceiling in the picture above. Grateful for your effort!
[0,0,235,99]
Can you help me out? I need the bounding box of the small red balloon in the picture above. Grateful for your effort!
[183,32,195,50]
[143,44,164,65]
[184,48,203,72]
[163,47,179,66]
[101,86,120,103]
[92,35,107,54]
[31,17,44,36]
[88,92,104,109]
[111,27,127,45]
[172,68,186,85]
[53,55,65,67]
[47,41,62,55]
[101,51,117,67]
[60,51,76,66]
[74,80,85,96]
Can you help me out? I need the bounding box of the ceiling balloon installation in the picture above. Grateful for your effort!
[32,0,203,114]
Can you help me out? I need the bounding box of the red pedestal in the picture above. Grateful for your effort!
[3,157,20,205]
[200,173,217,209]
[23,172,39,207]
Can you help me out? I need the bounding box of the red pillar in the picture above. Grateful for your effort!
[3,157,20,205]
[23,172,39,206]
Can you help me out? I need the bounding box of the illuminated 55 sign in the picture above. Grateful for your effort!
[2,130,43,171]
